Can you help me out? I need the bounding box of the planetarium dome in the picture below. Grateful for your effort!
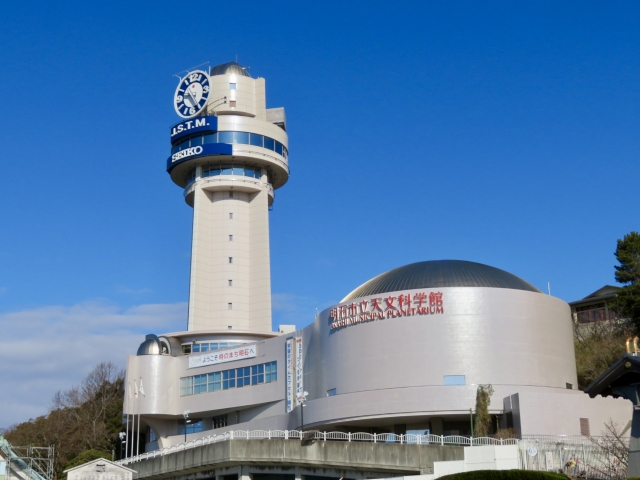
[341,259,541,302]
[209,61,251,77]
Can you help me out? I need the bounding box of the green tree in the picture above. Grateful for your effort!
[615,231,640,328]
[4,362,124,479]
[474,384,494,437]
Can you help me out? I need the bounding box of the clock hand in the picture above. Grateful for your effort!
[187,84,199,104]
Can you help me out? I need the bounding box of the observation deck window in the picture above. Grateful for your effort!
[233,132,249,144]
[249,133,263,147]
[171,131,288,160]
[263,137,275,150]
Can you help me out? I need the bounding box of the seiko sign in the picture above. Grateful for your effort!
[170,116,218,143]
[166,143,234,172]
[172,146,203,162]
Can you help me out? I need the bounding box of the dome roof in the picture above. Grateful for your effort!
[209,61,251,78]
[341,260,541,302]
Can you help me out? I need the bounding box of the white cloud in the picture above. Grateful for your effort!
[0,301,186,429]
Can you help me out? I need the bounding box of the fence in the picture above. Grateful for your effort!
[117,430,630,478]
[519,436,628,479]
[117,429,517,465]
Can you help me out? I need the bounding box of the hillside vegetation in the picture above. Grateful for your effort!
[3,362,124,479]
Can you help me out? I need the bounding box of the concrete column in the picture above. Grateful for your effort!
[240,466,251,480]
[629,406,640,478]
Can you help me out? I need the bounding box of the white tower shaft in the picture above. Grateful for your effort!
[188,182,273,332]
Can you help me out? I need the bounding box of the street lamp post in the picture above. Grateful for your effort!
[298,391,308,432]
[183,410,191,443]
[118,432,126,459]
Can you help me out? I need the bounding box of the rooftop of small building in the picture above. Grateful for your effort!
[341,259,542,302]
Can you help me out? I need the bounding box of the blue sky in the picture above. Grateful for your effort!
[0,1,638,427]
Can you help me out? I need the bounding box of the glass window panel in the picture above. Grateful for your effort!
[201,344,209,352]
[218,131,233,144]
[180,388,186,396]
[179,139,189,151]
[443,375,466,386]
[192,344,200,352]
[250,133,263,147]
[258,364,264,373]
[190,135,203,146]
[230,83,236,90]
[252,365,258,375]
[180,378,186,387]
[211,343,218,350]
[219,342,228,349]
[221,166,233,175]
[171,144,179,154]
[233,132,249,144]
[263,137,275,150]
[232,167,244,175]
[203,133,217,144]
[275,142,283,155]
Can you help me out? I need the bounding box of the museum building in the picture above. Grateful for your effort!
[123,62,631,454]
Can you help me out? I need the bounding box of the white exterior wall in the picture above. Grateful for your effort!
[188,185,272,332]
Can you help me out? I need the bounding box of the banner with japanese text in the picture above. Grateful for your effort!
[188,345,256,369]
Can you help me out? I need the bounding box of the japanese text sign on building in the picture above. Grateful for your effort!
[188,345,256,369]
[329,291,444,330]
[285,338,294,412]
[295,337,303,405]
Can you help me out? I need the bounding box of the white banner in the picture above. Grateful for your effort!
[295,337,303,405]
[286,337,294,412]
[188,345,256,369]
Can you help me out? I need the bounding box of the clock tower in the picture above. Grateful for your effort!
[167,62,289,333]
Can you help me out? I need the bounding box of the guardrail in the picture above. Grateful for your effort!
[117,430,518,465]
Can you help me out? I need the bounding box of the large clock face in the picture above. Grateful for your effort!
[174,70,210,118]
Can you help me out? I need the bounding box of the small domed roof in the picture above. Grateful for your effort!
[210,61,251,78]
[342,260,541,302]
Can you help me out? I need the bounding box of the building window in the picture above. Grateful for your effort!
[223,369,236,389]
[229,191,234,198]
[228,303,232,310]
[580,418,590,436]
[566,383,573,389]
[208,371,222,391]
[251,364,264,385]
[180,361,276,396]
[171,131,288,161]
[182,344,192,355]
[148,428,157,443]
[229,83,236,90]
[229,279,233,286]
[236,366,250,387]
[178,418,203,435]
[229,100,236,108]
[229,235,233,241]
[327,388,337,396]
[265,361,277,382]
[213,414,228,429]
[229,257,233,263]
[443,375,466,386]
[229,213,233,219]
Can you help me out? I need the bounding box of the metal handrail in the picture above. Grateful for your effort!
[116,430,520,465]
